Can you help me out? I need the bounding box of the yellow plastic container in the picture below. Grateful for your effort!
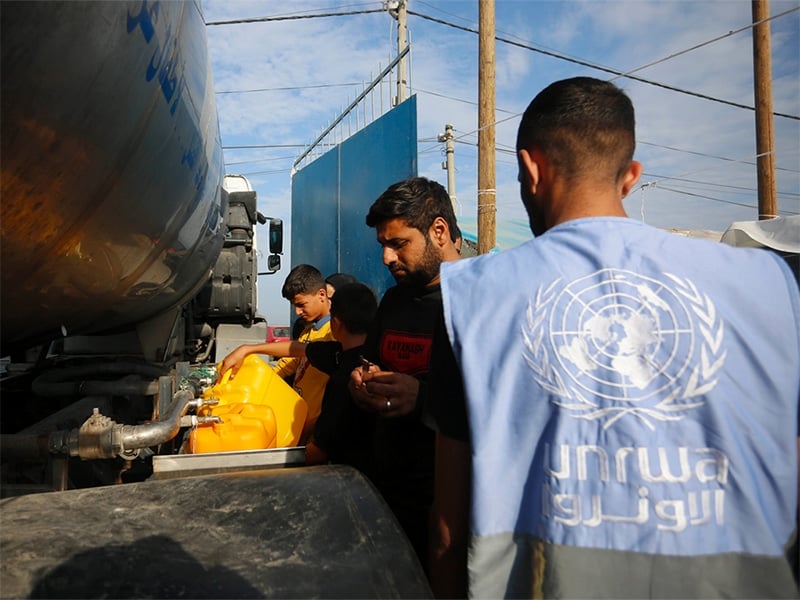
[189,403,277,453]
[196,354,307,450]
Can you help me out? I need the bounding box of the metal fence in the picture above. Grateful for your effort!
[292,45,410,173]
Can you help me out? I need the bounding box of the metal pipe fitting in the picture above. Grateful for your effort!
[47,389,196,460]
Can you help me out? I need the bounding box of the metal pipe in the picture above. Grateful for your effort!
[116,389,195,455]
[47,389,197,460]
[292,45,410,169]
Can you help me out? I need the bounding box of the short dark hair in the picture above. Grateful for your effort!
[281,264,325,300]
[330,282,377,335]
[516,77,636,183]
[325,272,357,291]
[366,177,459,243]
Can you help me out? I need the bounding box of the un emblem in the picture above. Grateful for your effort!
[522,269,726,430]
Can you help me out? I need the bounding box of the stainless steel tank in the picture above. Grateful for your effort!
[1,0,225,352]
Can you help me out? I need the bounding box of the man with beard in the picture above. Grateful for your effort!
[349,176,461,577]
[428,77,800,598]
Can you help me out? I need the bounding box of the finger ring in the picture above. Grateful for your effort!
[386,400,392,410]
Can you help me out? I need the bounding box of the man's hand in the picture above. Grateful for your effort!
[349,362,381,410]
[349,364,419,417]
[217,345,252,382]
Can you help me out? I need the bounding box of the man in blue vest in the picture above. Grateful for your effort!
[428,77,799,598]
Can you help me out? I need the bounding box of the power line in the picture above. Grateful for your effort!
[611,5,800,80]
[643,173,800,197]
[207,3,799,120]
[223,144,307,149]
[638,140,800,174]
[217,82,362,95]
[237,168,293,177]
[208,4,798,208]
[644,175,790,203]
[650,185,800,215]
[634,144,800,214]
[225,155,298,166]
[408,9,800,121]
[418,107,799,180]
[425,126,800,172]
[423,133,800,209]
[206,8,384,26]
[410,86,519,115]
[415,72,800,181]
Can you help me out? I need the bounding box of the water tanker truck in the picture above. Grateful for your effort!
[0,2,430,597]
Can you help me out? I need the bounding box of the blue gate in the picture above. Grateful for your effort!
[291,95,417,302]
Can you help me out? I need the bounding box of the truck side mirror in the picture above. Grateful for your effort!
[267,254,281,272]
[269,219,283,255]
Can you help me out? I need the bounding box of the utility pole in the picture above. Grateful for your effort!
[388,0,408,106]
[751,0,777,220]
[438,123,457,212]
[477,0,496,254]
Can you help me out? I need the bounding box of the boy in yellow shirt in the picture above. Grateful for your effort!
[219,264,334,441]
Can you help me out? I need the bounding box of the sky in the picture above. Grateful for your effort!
[200,0,800,325]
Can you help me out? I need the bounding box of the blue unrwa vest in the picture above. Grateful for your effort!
[440,218,800,598]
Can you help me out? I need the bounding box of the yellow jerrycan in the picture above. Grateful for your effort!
[189,354,308,453]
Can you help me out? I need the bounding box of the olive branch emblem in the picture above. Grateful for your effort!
[522,272,726,430]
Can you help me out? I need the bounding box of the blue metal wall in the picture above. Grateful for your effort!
[291,96,417,302]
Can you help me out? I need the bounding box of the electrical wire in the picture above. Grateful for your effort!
[611,5,800,80]
[410,85,519,115]
[237,168,293,177]
[217,82,362,95]
[208,3,798,218]
[407,9,800,121]
[648,185,800,215]
[225,155,298,166]
[222,144,306,149]
[206,8,384,26]
[208,4,799,120]
[643,173,800,197]
[638,141,800,174]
